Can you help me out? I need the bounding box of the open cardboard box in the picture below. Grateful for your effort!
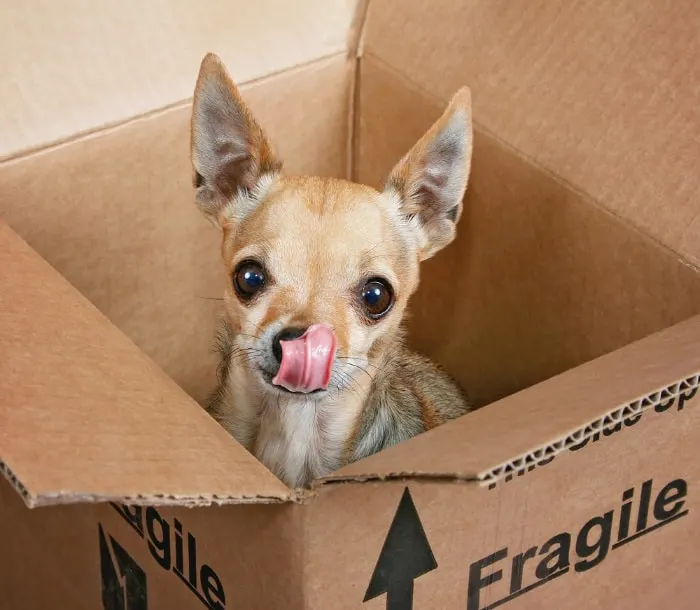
[1,1,699,608]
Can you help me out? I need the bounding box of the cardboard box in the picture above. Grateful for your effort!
[1,1,699,608]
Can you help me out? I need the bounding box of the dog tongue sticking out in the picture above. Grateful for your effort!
[272,324,337,393]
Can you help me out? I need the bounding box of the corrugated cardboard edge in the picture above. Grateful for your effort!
[315,372,700,489]
[0,459,300,509]
[4,369,698,507]
[476,372,700,486]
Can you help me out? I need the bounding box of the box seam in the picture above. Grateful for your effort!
[344,0,370,182]
[346,57,362,182]
[346,0,370,60]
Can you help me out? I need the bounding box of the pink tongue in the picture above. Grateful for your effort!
[272,324,337,393]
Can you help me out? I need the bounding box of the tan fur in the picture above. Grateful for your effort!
[191,53,473,488]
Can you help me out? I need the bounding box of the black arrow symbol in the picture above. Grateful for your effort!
[363,487,438,609]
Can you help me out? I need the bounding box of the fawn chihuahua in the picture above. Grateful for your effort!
[191,53,473,488]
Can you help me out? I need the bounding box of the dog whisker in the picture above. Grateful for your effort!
[334,369,363,401]
[339,360,374,381]
[236,332,264,341]
[336,356,380,378]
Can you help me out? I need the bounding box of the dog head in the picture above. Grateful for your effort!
[191,53,472,399]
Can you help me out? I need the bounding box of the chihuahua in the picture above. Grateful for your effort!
[191,53,473,488]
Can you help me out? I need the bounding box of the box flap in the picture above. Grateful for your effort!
[0,0,358,160]
[0,54,352,408]
[363,0,700,267]
[0,220,291,507]
[318,314,700,486]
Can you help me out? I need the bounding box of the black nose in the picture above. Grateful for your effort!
[272,327,307,364]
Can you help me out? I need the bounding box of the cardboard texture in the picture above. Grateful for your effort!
[1,1,699,608]
[363,0,700,268]
[0,54,351,404]
[0,0,356,159]
[358,57,700,407]
[0,219,291,507]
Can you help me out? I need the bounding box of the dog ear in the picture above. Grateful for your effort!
[191,53,282,226]
[384,87,473,260]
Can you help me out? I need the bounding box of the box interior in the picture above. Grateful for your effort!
[1,0,700,498]
[357,57,700,407]
[0,55,352,405]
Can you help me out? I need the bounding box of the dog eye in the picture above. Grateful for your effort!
[360,278,394,319]
[233,260,266,299]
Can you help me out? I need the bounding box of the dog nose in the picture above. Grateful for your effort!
[272,327,307,364]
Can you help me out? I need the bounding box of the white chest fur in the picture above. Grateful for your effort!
[253,392,362,488]
[225,367,368,488]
